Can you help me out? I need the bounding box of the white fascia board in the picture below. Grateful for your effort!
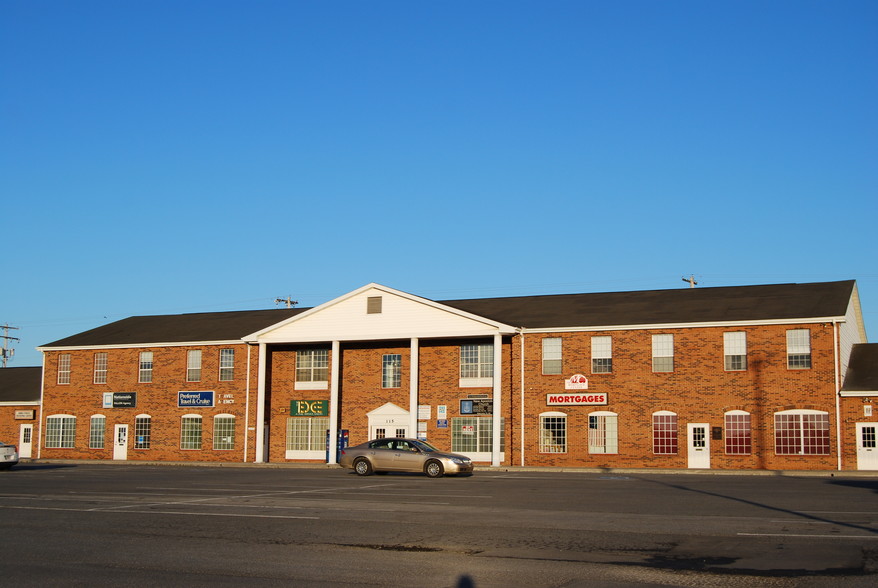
[37,340,248,352]
[839,390,878,397]
[521,316,848,334]
[243,282,517,341]
[0,401,40,406]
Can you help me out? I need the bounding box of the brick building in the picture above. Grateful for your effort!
[21,280,878,470]
[0,366,41,459]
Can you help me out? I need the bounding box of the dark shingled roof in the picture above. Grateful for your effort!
[841,344,878,392]
[41,280,856,348]
[0,366,42,403]
[441,281,856,328]
[42,308,307,348]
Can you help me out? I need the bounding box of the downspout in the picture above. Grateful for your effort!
[833,320,842,471]
[519,329,525,467]
[244,343,251,463]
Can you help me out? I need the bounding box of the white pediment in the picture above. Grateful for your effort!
[246,283,516,343]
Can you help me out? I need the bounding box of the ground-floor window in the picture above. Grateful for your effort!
[181,415,203,450]
[286,417,329,452]
[135,415,151,449]
[652,411,678,454]
[451,417,505,453]
[539,412,567,453]
[724,411,751,455]
[46,415,76,448]
[774,410,830,455]
[89,415,106,449]
[588,412,618,454]
[213,415,235,450]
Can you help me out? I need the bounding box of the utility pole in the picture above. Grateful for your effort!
[274,297,298,308]
[682,275,698,288]
[1,324,20,368]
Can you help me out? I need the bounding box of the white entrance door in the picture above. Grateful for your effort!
[856,423,878,471]
[18,424,33,459]
[367,403,410,439]
[687,423,710,469]
[113,424,129,460]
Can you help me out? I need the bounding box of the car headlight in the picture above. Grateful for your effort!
[451,458,463,464]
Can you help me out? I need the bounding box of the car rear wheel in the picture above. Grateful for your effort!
[354,458,372,476]
[424,460,444,478]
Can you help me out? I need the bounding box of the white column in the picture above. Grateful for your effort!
[328,340,341,464]
[255,343,267,463]
[409,338,419,436]
[492,332,502,467]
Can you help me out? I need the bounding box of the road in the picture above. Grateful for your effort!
[0,463,876,587]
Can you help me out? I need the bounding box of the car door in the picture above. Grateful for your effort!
[368,439,396,470]
[392,440,424,472]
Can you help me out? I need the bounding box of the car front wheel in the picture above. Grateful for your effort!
[424,460,444,478]
[354,458,373,476]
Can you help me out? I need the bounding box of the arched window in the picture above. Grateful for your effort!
[89,414,106,449]
[181,414,202,450]
[652,411,678,455]
[588,411,618,454]
[46,415,76,448]
[135,414,151,449]
[774,409,829,455]
[723,410,751,455]
[539,411,567,453]
[213,414,235,450]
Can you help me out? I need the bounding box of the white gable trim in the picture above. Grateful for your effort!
[244,283,517,343]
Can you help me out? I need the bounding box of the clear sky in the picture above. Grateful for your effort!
[2,1,876,367]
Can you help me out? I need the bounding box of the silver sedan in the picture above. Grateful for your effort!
[338,437,473,478]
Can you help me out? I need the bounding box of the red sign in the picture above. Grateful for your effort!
[547,393,607,406]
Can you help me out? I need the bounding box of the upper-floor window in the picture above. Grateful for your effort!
[382,354,401,388]
[187,350,202,382]
[138,351,153,383]
[542,338,562,375]
[219,349,235,381]
[786,329,812,369]
[461,343,493,378]
[724,332,747,371]
[652,334,674,373]
[93,352,108,384]
[591,336,612,374]
[296,349,329,389]
[57,354,71,385]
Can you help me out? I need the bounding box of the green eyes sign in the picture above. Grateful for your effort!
[290,400,328,416]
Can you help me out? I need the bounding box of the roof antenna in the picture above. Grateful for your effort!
[275,296,298,308]
[682,275,698,288]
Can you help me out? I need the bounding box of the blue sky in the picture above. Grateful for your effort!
[2,1,876,367]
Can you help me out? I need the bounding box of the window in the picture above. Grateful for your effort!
[652,334,674,373]
[45,415,76,448]
[89,415,106,449]
[774,410,829,455]
[652,411,678,454]
[296,349,329,383]
[588,412,618,454]
[724,332,747,371]
[134,415,151,449]
[787,329,812,369]
[461,343,493,379]
[286,417,329,451]
[139,351,153,383]
[367,296,382,314]
[542,338,562,375]
[451,417,505,453]
[181,415,202,450]
[187,350,202,382]
[724,411,751,454]
[382,354,401,388]
[591,336,613,374]
[213,415,235,450]
[219,348,235,381]
[93,352,108,384]
[539,412,567,453]
[57,354,71,385]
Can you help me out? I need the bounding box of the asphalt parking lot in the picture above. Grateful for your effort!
[1,462,876,587]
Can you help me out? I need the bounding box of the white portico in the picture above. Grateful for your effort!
[244,283,517,466]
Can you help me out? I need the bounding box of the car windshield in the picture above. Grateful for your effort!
[411,440,439,452]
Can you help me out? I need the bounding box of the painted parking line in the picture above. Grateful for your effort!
[738,532,878,539]
[0,504,318,520]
